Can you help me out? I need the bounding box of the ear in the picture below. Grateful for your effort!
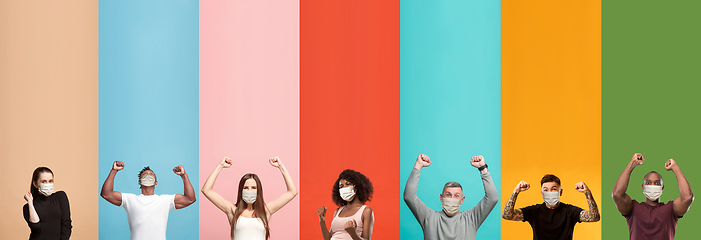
[32,181,37,188]
[559,188,563,196]
[460,196,465,205]
[439,194,443,203]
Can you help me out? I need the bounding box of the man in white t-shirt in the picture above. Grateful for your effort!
[101,161,197,240]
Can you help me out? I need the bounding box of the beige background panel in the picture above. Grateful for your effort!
[0,0,98,239]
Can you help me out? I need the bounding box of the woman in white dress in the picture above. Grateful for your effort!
[202,157,298,240]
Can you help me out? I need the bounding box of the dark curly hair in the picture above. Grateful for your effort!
[332,169,373,206]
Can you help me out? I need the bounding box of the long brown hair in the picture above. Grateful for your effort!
[30,167,54,196]
[231,173,270,239]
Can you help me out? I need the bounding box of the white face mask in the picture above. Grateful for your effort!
[441,197,461,215]
[242,190,257,204]
[542,191,560,207]
[38,183,54,197]
[340,186,356,202]
[643,185,663,201]
[140,174,156,187]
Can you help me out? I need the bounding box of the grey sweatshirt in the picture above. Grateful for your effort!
[403,168,498,240]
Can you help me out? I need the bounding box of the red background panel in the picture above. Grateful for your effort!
[300,0,400,239]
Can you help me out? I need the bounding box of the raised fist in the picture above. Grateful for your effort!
[269,157,282,168]
[514,181,530,193]
[344,219,358,233]
[220,157,233,168]
[415,154,432,168]
[113,161,125,171]
[631,153,644,167]
[317,206,327,221]
[470,155,486,168]
[574,181,589,193]
[173,165,186,175]
[664,158,677,171]
[24,192,33,202]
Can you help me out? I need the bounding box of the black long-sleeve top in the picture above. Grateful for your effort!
[23,190,72,240]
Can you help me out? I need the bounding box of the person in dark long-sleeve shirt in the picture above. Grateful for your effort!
[403,154,498,240]
[23,167,72,240]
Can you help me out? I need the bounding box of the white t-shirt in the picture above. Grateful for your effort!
[120,193,176,240]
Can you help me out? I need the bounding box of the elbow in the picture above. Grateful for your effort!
[681,194,694,205]
[611,192,624,202]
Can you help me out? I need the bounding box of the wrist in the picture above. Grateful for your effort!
[478,164,488,172]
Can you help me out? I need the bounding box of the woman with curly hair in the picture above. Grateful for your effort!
[318,169,374,240]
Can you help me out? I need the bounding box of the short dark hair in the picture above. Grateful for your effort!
[332,169,373,206]
[442,181,463,195]
[541,174,560,186]
[138,166,154,180]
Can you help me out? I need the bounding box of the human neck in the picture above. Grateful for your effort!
[545,202,560,209]
[346,198,363,207]
[141,186,155,195]
[645,198,660,206]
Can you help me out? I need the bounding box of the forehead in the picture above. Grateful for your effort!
[37,172,54,180]
[541,182,560,188]
[443,187,463,194]
[644,172,662,181]
[339,179,352,185]
[141,170,155,176]
[244,178,257,186]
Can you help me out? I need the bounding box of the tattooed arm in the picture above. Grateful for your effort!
[576,182,600,222]
[502,181,529,221]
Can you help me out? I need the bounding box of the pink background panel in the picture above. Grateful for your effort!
[199,0,300,239]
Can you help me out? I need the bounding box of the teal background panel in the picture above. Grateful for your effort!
[400,0,501,239]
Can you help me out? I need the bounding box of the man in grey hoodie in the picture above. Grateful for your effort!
[403,154,499,240]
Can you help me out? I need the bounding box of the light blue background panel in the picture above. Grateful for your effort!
[400,0,501,239]
[98,0,199,239]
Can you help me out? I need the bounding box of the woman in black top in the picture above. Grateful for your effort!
[23,167,72,240]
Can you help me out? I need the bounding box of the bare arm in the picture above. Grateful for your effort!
[612,153,643,216]
[100,161,124,206]
[201,157,236,222]
[265,157,298,215]
[173,165,196,209]
[24,193,40,223]
[317,206,332,240]
[502,181,528,221]
[577,182,600,222]
[666,159,694,216]
[360,207,374,240]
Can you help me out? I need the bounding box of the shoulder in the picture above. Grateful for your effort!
[55,191,69,199]
[562,202,582,210]
[522,204,541,211]
[362,205,373,215]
